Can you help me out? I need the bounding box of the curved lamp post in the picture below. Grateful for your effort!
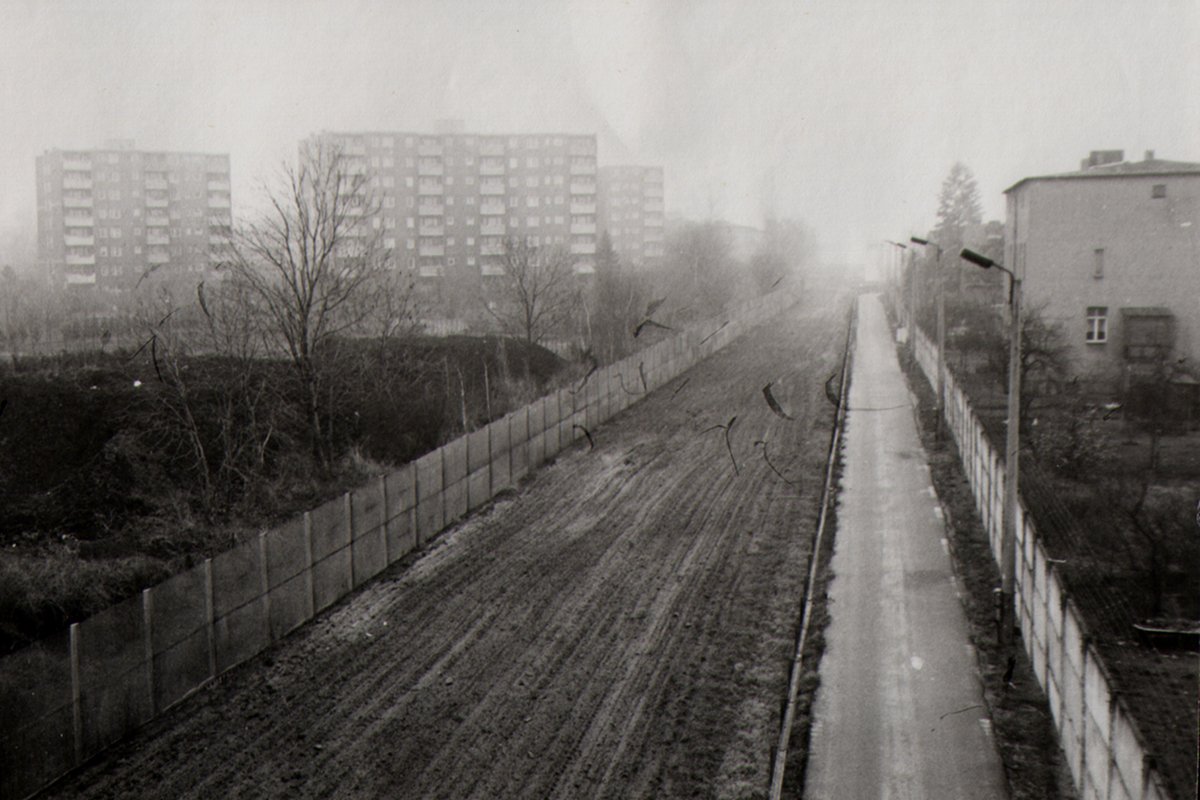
[960,247,1021,649]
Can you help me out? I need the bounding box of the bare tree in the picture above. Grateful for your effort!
[220,141,401,468]
[484,236,579,345]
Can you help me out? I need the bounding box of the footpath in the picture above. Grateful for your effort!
[804,293,1008,799]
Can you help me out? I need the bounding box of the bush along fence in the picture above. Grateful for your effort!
[0,289,793,800]
[911,327,1173,800]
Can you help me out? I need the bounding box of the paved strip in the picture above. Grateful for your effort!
[804,293,1007,800]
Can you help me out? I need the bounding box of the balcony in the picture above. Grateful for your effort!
[645,216,664,227]
[479,140,505,157]
[570,182,596,196]
[480,182,505,196]
[418,265,443,278]
[418,141,443,157]
[419,243,445,257]
[418,224,445,237]
[147,252,170,265]
[64,215,94,227]
[570,222,597,235]
[479,161,505,176]
[207,179,230,191]
[63,196,93,209]
[570,202,596,215]
[570,242,596,255]
[480,221,506,236]
[146,215,170,227]
[418,203,444,216]
[418,182,444,196]
[573,261,596,275]
[570,162,597,176]
[480,202,506,216]
[63,234,94,247]
[145,177,169,191]
[644,201,664,213]
[208,195,231,208]
[480,263,505,276]
[65,253,96,266]
[418,160,444,176]
[148,233,170,246]
[62,176,93,190]
[62,157,92,171]
[65,272,97,285]
[146,196,169,208]
[480,242,505,256]
[208,235,227,246]
[645,185,664,198]
[645,231,664,243]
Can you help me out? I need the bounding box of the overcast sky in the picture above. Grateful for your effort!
[1,0,1197,270]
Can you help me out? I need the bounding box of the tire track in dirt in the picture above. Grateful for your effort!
[40,287,848,800]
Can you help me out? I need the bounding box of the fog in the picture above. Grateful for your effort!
[1,0,1197,269]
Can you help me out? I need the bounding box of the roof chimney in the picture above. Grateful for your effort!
[1080,149,1124,170]
[1144,149,1155,161]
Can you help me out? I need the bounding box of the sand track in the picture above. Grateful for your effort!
[41,292,847,800]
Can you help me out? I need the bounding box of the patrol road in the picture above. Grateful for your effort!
[41,286,848,800]
[804,293,1007,799]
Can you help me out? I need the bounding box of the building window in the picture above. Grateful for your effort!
[1151,184,1167,199]
[1086,307,1108,343]
[1093,248,1104,279]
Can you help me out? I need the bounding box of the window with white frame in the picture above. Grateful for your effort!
[1086,307,1108,343]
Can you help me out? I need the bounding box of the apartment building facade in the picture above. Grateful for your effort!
[1004,150,1200,391]
[597,165,665,269]
[303,128,599,323]
[36,140,232,305]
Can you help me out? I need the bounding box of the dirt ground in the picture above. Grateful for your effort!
[39,290,848,800]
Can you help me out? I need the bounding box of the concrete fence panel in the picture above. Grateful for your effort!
[1111,705,1145,800]
[351,482,388,586]
[442,437,469,522]
[77,596,152,759]
[310,497,353,613]
[211,537,269,674]
[466,427,491,512]
[509,407,530,482]
[489,415,512,494]
[384,466,418,556]
[148,564,211,713]
[415,449,445,540]
[264,516,313,640]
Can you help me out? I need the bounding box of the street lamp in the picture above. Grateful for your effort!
[911,236,945,442]
[960,246,1021,649]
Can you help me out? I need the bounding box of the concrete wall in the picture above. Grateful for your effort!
[913,328,1173,800]
[0,289,792,800]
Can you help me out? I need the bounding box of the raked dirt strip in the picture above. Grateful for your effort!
[41,289,847,800]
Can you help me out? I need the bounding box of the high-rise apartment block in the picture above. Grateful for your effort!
[36,140,232,301]
[303,128,599,320]
[597,165,665,269]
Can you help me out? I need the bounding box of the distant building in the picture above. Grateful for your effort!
[35,140,232,304]
[1004,150,1200,391]
[303,129,599,325]
[597,165,665,268]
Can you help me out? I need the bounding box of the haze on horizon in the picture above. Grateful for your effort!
[1,0,1197,273]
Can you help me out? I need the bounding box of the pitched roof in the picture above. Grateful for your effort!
[1005,158,1200,193]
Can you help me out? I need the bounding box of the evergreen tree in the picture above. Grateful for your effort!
[933,162,983,251]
